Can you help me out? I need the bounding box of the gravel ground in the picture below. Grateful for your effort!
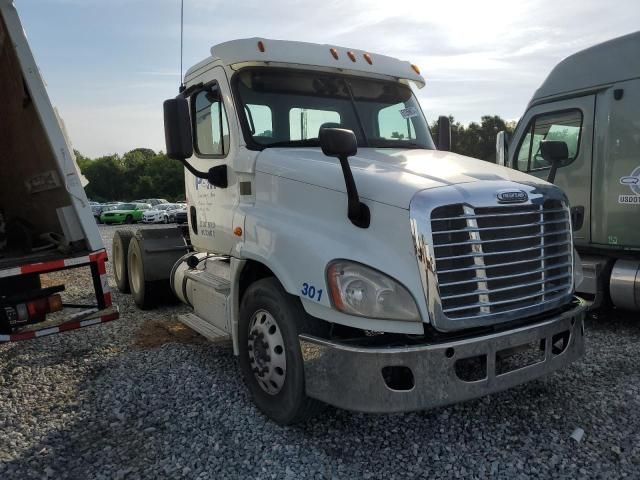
[1,224,639,479]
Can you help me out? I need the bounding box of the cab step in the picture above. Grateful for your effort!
[178,312,230,342]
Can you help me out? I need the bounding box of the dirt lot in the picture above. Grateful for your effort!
[0,224,639,479]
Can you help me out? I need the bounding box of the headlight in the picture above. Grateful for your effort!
[326,260,420,321]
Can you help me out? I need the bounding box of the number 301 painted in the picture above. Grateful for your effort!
[301,283,323,301]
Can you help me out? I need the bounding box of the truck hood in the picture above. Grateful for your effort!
[256,148,544,209]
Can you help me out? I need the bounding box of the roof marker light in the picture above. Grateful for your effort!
[347,51,356,62]
[411,64,420,74]
[363,53,373,65]
[330,48,339,60]
[257,40,265,52]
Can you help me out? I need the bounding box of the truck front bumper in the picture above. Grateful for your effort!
[300,298,586,413]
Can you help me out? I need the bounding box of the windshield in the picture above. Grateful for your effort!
[118,203,136,210]
[235,68,435,150]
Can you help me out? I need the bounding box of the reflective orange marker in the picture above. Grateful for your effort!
[363,53,373,65]
[257,40,265,52]
[347,51,356,62]
[234,227,243,237]
[330,48,339,60]
[411,63,420,74]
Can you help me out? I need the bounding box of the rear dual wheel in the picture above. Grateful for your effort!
[127,236,160,309]
[112,230,133,293]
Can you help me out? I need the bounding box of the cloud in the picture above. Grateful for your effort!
[19,0,640,155]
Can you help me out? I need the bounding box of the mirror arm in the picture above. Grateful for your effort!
[337,155,370,228]
[546,159,560,184]
[177,158,228,188]
[177,157,208,179]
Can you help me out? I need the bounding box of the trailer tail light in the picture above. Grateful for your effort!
[411,64,420,74]
[25,294,63,319]
[330,48,339,60]
[363,53,373,65]
[257,40,265,52]
[48,294,63,313]
[347,51,356,62]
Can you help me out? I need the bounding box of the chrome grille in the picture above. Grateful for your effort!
[430,200,572,321]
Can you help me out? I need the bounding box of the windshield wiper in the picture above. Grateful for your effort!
[342,79,369,146]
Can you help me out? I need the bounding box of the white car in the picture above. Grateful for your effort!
[141,203,177,224]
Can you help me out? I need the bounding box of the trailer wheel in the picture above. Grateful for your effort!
[112,229,133,293]
[127,236,158,309]
[238,277,327,425]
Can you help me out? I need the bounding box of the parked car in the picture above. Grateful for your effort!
[133,198,169,206]
[142,203,179,224]
[91,204,105,223]
[100,203,151,224]
[92,203,121,223]
[173,205,187,224]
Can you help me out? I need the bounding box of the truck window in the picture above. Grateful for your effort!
[289,108,341,140]
[193,86,230,156]
[378,103,417,141]
[515,109,582,171]
[234,68,436,150]
[245,104,273,140]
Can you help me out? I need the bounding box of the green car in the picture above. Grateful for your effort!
[100,203,151,224]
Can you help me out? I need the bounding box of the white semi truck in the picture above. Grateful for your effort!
[0,0,118,341]
[115,38,587,424]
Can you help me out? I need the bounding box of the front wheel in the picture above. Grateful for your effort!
[238,278,327,425]
[125,215,133,224]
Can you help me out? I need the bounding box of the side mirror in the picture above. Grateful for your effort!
[163,96,228,189]
[319,128,369,228]
[437,115,451,151]
[163,97,193,160]
[319,127,357,157]
[496,131,507,166]
[540,140,569,184]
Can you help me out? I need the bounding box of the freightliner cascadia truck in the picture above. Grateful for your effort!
[113,38,587,424]
[497,32,640,311]
[0,0,118,341]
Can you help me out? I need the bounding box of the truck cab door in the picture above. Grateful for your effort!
[508,96,595,245]
[185,67,240,255]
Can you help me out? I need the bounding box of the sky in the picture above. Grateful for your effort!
[14,0,640,157]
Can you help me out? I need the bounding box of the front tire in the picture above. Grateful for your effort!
[125,215,133,224]
[238,278,327,425]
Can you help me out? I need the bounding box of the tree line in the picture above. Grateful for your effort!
[76,148,185,203]
[77,115,515,202]
[430,115,516,162]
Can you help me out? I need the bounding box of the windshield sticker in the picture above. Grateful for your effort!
[399,107,419,119]
[618,165,640,204]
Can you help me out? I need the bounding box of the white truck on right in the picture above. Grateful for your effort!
[497,32,640,311]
